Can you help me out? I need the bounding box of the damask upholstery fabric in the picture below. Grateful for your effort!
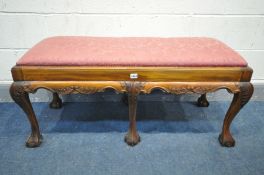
[17,36,247,67]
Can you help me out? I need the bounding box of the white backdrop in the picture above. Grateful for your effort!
[0,0,264,83]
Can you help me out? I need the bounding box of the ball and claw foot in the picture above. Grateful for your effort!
[197,94,209,107]
[26,134,43,148]
[218,134,235,147]
[124,133,140,146]
[49,93,62,109]
[49,100,62,109]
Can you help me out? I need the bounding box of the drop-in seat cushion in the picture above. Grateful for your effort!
[17,36,247,67]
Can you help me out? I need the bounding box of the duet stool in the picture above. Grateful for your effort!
[10,36,254,148]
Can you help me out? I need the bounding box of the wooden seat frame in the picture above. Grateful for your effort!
[10,65,254,148]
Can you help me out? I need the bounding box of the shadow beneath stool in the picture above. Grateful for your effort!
[39,93,228,134]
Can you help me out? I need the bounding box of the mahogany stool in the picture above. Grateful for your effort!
[10,36,254,148]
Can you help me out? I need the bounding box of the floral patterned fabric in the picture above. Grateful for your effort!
[17,36,247,67]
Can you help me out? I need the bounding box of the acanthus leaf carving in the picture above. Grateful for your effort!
[121,81,145,94]
[10,83,27,101]
[167,85,219,94]
[142,82,241,95]
[14,81,242,97]
[21,84,125,95]
[239,82,254,108]
[55,86,98,95]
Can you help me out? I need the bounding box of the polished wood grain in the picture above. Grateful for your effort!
[11,66,253,82]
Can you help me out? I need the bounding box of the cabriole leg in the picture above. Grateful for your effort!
[197,93,209,107]
[49,92,62,109]
[124,83,140,146]
[10,82,42,148]
[219,83,253,147]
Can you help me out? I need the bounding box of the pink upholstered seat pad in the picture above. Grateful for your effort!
[17,36,247,67]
